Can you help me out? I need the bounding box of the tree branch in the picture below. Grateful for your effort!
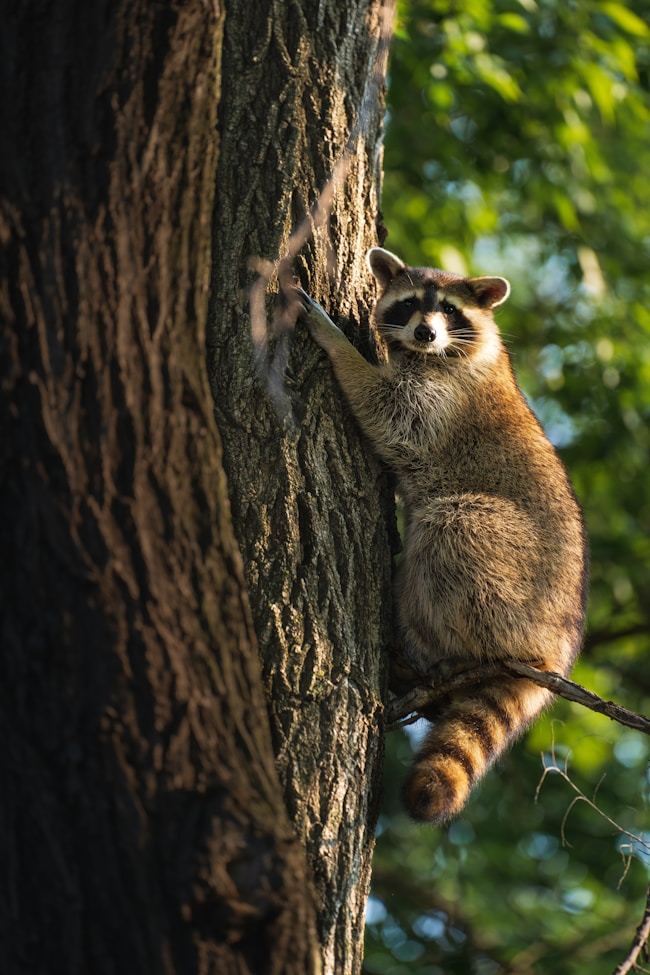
[386,661,650,737]
[585,622,650,653]
[612,884,650,975]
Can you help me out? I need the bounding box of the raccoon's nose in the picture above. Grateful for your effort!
[414,324,436,343]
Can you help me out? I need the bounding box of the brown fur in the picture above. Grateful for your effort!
[299,248,588,823]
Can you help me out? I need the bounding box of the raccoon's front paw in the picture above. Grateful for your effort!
[294,287,329,321]
[294,287,347,353]
[388,655,480,724]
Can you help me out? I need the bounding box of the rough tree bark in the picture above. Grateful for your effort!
[208,2,396,972]
[1,3,321,974]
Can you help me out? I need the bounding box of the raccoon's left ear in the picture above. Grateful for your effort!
[467,276,511,309]
[367,247,406,288]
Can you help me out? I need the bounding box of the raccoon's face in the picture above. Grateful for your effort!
[367,248,510,364]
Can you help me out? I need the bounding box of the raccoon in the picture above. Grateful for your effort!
[298,247,588,824]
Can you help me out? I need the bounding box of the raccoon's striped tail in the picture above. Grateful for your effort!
[402,679,552,823]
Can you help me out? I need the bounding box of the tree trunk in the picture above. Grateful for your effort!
[209,2,396,972]
[1,2,320,973]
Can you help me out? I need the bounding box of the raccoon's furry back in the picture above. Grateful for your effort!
[403,679,552,823]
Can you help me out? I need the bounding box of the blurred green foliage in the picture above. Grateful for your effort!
[366,1,650,972]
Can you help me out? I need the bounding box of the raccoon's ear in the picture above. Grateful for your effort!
[466,276,511,309]
[366,247,405,288]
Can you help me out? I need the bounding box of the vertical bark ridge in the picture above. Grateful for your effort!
[209,2,397,972]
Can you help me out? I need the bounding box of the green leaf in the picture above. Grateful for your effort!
[497,11,531,33]
[601,2,650,37]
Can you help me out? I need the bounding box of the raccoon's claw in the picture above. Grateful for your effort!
[294,288,333,326]
[294,289,347,355]
[292,286,312,313]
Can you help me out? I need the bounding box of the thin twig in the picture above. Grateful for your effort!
[536,745,650,860]
[385,660,650,737]
[386,664,505,728]
[536,742,650,975]
[585,622,650,653]
[612,885,650,975]
[504,661,650,736]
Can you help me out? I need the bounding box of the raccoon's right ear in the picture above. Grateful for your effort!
[366,247,405,288]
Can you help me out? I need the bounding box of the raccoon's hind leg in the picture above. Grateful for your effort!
[389,651,476,717]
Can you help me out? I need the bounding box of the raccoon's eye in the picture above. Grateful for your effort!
[388,297,418,327]
[440,300,459,318]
